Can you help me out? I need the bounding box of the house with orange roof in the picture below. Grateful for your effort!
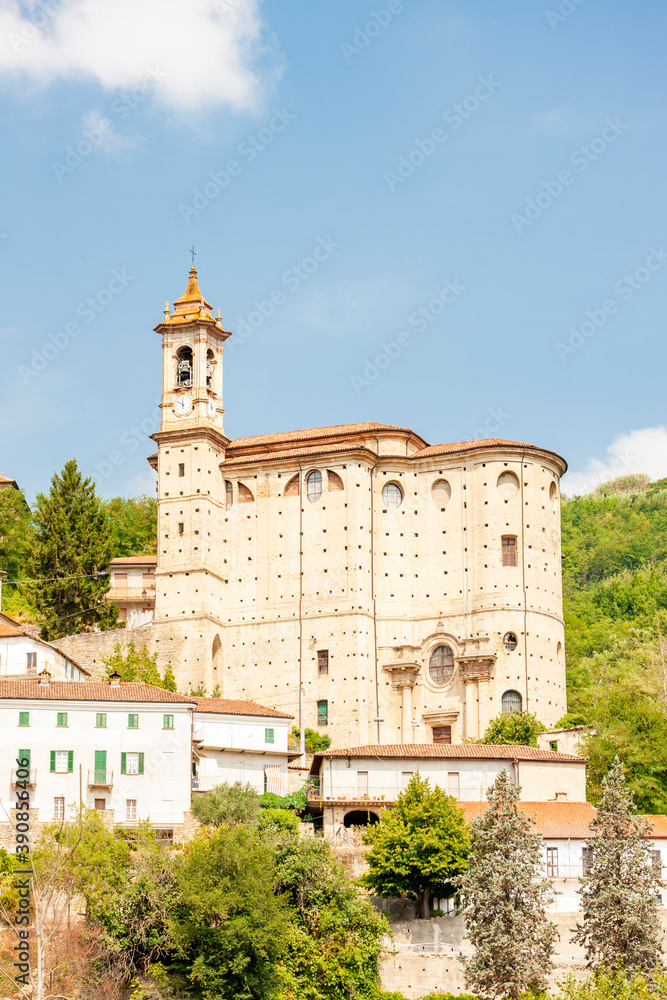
[0,615,89,681]
[105,554,157,626]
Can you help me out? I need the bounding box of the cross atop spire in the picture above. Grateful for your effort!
[190,245,196,266]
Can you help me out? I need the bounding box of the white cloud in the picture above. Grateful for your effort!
[0,0,274,112]
[563,426,667,496]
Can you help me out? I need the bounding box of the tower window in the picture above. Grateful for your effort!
[429,645,454,686]
[307,471,323,503]
[502,536,518,567]
[501,690,522,714]
[382,482,403,508]
[432,725,452,744]
[317,699,328,726]
[206,349,214,389]
[317,650,329,675]
[178,523,184,535]
[225,481,234,511]
[176,347,193,387]
[178,463,185,477]
[503,632,518,651]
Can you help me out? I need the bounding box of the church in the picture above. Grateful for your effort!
[145,264,568,746]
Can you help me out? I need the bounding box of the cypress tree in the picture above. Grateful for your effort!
[457,770,558,999]
[33,460,118,640]
[572,757,664,976]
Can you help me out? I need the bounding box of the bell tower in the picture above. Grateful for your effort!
[151,264,233,689]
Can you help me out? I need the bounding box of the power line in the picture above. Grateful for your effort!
[3,571,109,585]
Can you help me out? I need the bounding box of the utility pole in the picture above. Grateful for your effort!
[299,686,305,759]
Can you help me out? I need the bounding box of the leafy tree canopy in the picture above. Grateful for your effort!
[102,496,157,558]
[360,773,469,919]
[478,711,546,747]
[291,726,332,754]
[102,642,177,691]
[190,782,262,828]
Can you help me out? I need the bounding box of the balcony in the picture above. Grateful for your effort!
[106,586,156,605]
[88,770,113,788]
[11,770,36,788]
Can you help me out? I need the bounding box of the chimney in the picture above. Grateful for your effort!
[38,668,51,687]
[109,671,121,688]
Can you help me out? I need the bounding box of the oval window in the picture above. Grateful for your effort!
[382,482,403,508]
[432,479,452,507]
[501,690,522,714]
[307,470,322,503]
[429,645,455,686]
[503,632,518,652]
[497,471,520,500]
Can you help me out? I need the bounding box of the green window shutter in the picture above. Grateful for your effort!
[163,714,174,729]
[50,750,56,773]
[265,728,274,744]
[96,713,106,728]
[67,750,74,773]
[121,752,127,775]
[94,750,107,769]
[18,712,29,727]
[57,712,68,727]
[18,749,30,766]
[138,753,144,775]
[128,714,138,728]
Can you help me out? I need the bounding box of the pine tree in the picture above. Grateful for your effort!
[458,770,557,999]
[102,642,176,691]
[32,460,118,640]
[572,757,664,976]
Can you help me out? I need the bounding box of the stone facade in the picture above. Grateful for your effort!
[63,266,567,747]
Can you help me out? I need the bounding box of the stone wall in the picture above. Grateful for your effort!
[55,621,185,680]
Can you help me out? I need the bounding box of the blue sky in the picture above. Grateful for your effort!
[1,0,666,501]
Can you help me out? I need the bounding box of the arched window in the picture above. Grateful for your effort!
[432,479,451,507]
[176,346,193,387]
[284,474,300,497]
[503,632,518,652]
[344,810,380,828]
[307,470,322,503]
[206,349,215,389]
[225,480,233,510]
[382,482,403,508]
[501,690,522,714]
[429,645,455,686]
[497,471,520,499]
[212,634,222,674]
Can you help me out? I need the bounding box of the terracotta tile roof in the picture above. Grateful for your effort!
[109,555,158,565]
[0,623,24,638]
[227,422,418,450]
[312,743,586,765]
[222,442,377,468]
[194,697,294,719]
[460,802,667,840]
[0,680,195,704]
[0,475,18,487]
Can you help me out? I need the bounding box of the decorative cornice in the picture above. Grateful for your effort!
[382,662,421,689]
[457,654,496,683]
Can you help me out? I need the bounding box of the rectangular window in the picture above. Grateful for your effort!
[502,536,518,567]
[128,714,139,729]
[126,799,137,822]
[357,770,369,796]
[163,714,174,730]
[582,846,593,875]
[51,750,73,773]
[142,573,155,588]
[18,749,30,768]
[317,650,329,675]
[549,740,558,752]
[546,846,558,877]
[317,700,328,727]
[54,797,65,820]
[56,712,68,728]
[265,727,274,744]
[18,712,29,727]
[94,798,106,810]
[402,771,413,790]
[94,750,107,784]
[178,463,185,477]
[447,772,460,800]
[121,752,144,776]
[26,652,37,673]
[432,725,452,745]
[96,713,107,728]
[114,572,128,586]
[178,522,184,535]
[652,849,662,872]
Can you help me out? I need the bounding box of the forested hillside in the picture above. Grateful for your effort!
[560,475,667,811]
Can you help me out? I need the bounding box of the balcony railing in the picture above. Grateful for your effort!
[306,781,489,803]
[11,769,36,788]
[106,587,156,602]
[88,770,113,788]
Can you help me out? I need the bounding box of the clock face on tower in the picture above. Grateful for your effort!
[173,395,193,416]
[207,400,216,419]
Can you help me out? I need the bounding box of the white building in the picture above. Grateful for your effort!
[105,555,157,627]
[308,743,587,834]
[193,697,295,796]
[0,674,195,834]
[0,615,88,682]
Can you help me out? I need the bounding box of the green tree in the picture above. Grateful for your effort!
[572,758,664,977]
[272,832,388,1000]
[102,496,157,558]
[102,642,177,691]
[479,711,547,747]
[32,460,118,640]
[458,770,557,999]
[291,726,332,754]
[0,484,34,581]
[171,825,290,1000]
[190,782,261,828]
[360,774,469,919]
